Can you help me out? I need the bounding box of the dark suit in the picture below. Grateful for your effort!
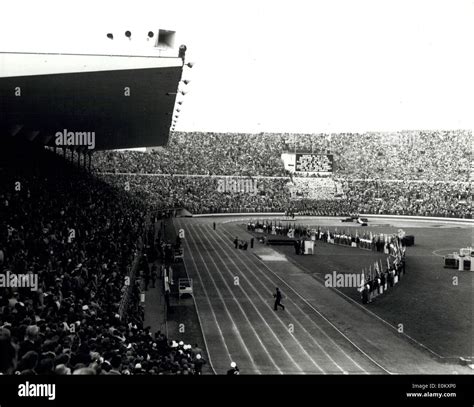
[274,290,285,310]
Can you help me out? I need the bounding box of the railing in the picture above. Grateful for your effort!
[118,248,142,320]
[118,216,152,320]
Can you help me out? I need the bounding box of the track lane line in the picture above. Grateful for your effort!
[211,225,371,374]
[174,219,218,375]
[198,224,333,373]
[214,226,375,374]
[188,224,286,374]
[219,225,392,375]
[184,223,278,374]
[178,220,259,373]
[192,224,316,374]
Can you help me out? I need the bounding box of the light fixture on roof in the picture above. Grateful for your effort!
[185,62,194,68]
[181,79,191,85]
[125,30,132,39]
[107,33,114,40]
[177,101,183,105]
[147,31,154,38]
[166,90,187,96]
[179,45,187,60]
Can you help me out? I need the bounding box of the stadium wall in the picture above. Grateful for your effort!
[192,213,474,224]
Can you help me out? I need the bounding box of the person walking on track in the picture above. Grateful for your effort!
[273,287,285,311]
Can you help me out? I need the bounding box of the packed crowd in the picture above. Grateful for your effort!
[90,130,472,218]
[99,174,292,214]
[97,173,471,218]
[93,130,472,181]
[0,147,207,375]
[342,180,471,218]
[94,133,288,177]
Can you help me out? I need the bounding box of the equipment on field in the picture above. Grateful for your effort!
[444,247,473,271]
[173,247,184,262]
[266,239,296,246]
[178,278,193,298]
[303,240,315,255]
[402,235,415,246]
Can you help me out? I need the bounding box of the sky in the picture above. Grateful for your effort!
[1,0,473,134]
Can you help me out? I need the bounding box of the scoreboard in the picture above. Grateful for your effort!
[295,154,334,174]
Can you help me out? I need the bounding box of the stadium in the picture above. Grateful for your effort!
[0,0,473,387]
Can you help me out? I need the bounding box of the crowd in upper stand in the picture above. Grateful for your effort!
[93,130,472,181]
[0,148,207,375]
[92,130,472,218]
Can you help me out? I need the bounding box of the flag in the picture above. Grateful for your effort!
[376,262,382,285]
[359,271,366,291]
[396,238,402,259]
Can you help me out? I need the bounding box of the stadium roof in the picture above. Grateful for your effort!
[0,52,183,150]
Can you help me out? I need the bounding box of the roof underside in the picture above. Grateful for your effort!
[0,63,182,150]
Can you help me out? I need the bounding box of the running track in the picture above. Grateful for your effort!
[175,218,388,374]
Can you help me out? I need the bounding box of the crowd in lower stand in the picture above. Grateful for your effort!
[99,174,291,215]
[0,146,207,375]
[97,173,471,218]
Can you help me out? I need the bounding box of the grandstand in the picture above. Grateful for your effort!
[0,141,210,375]
[1,8,473,407]
[1,126,473,377]
[94,130,472,218]
[0,11,472,377]
[0,31,213,376]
